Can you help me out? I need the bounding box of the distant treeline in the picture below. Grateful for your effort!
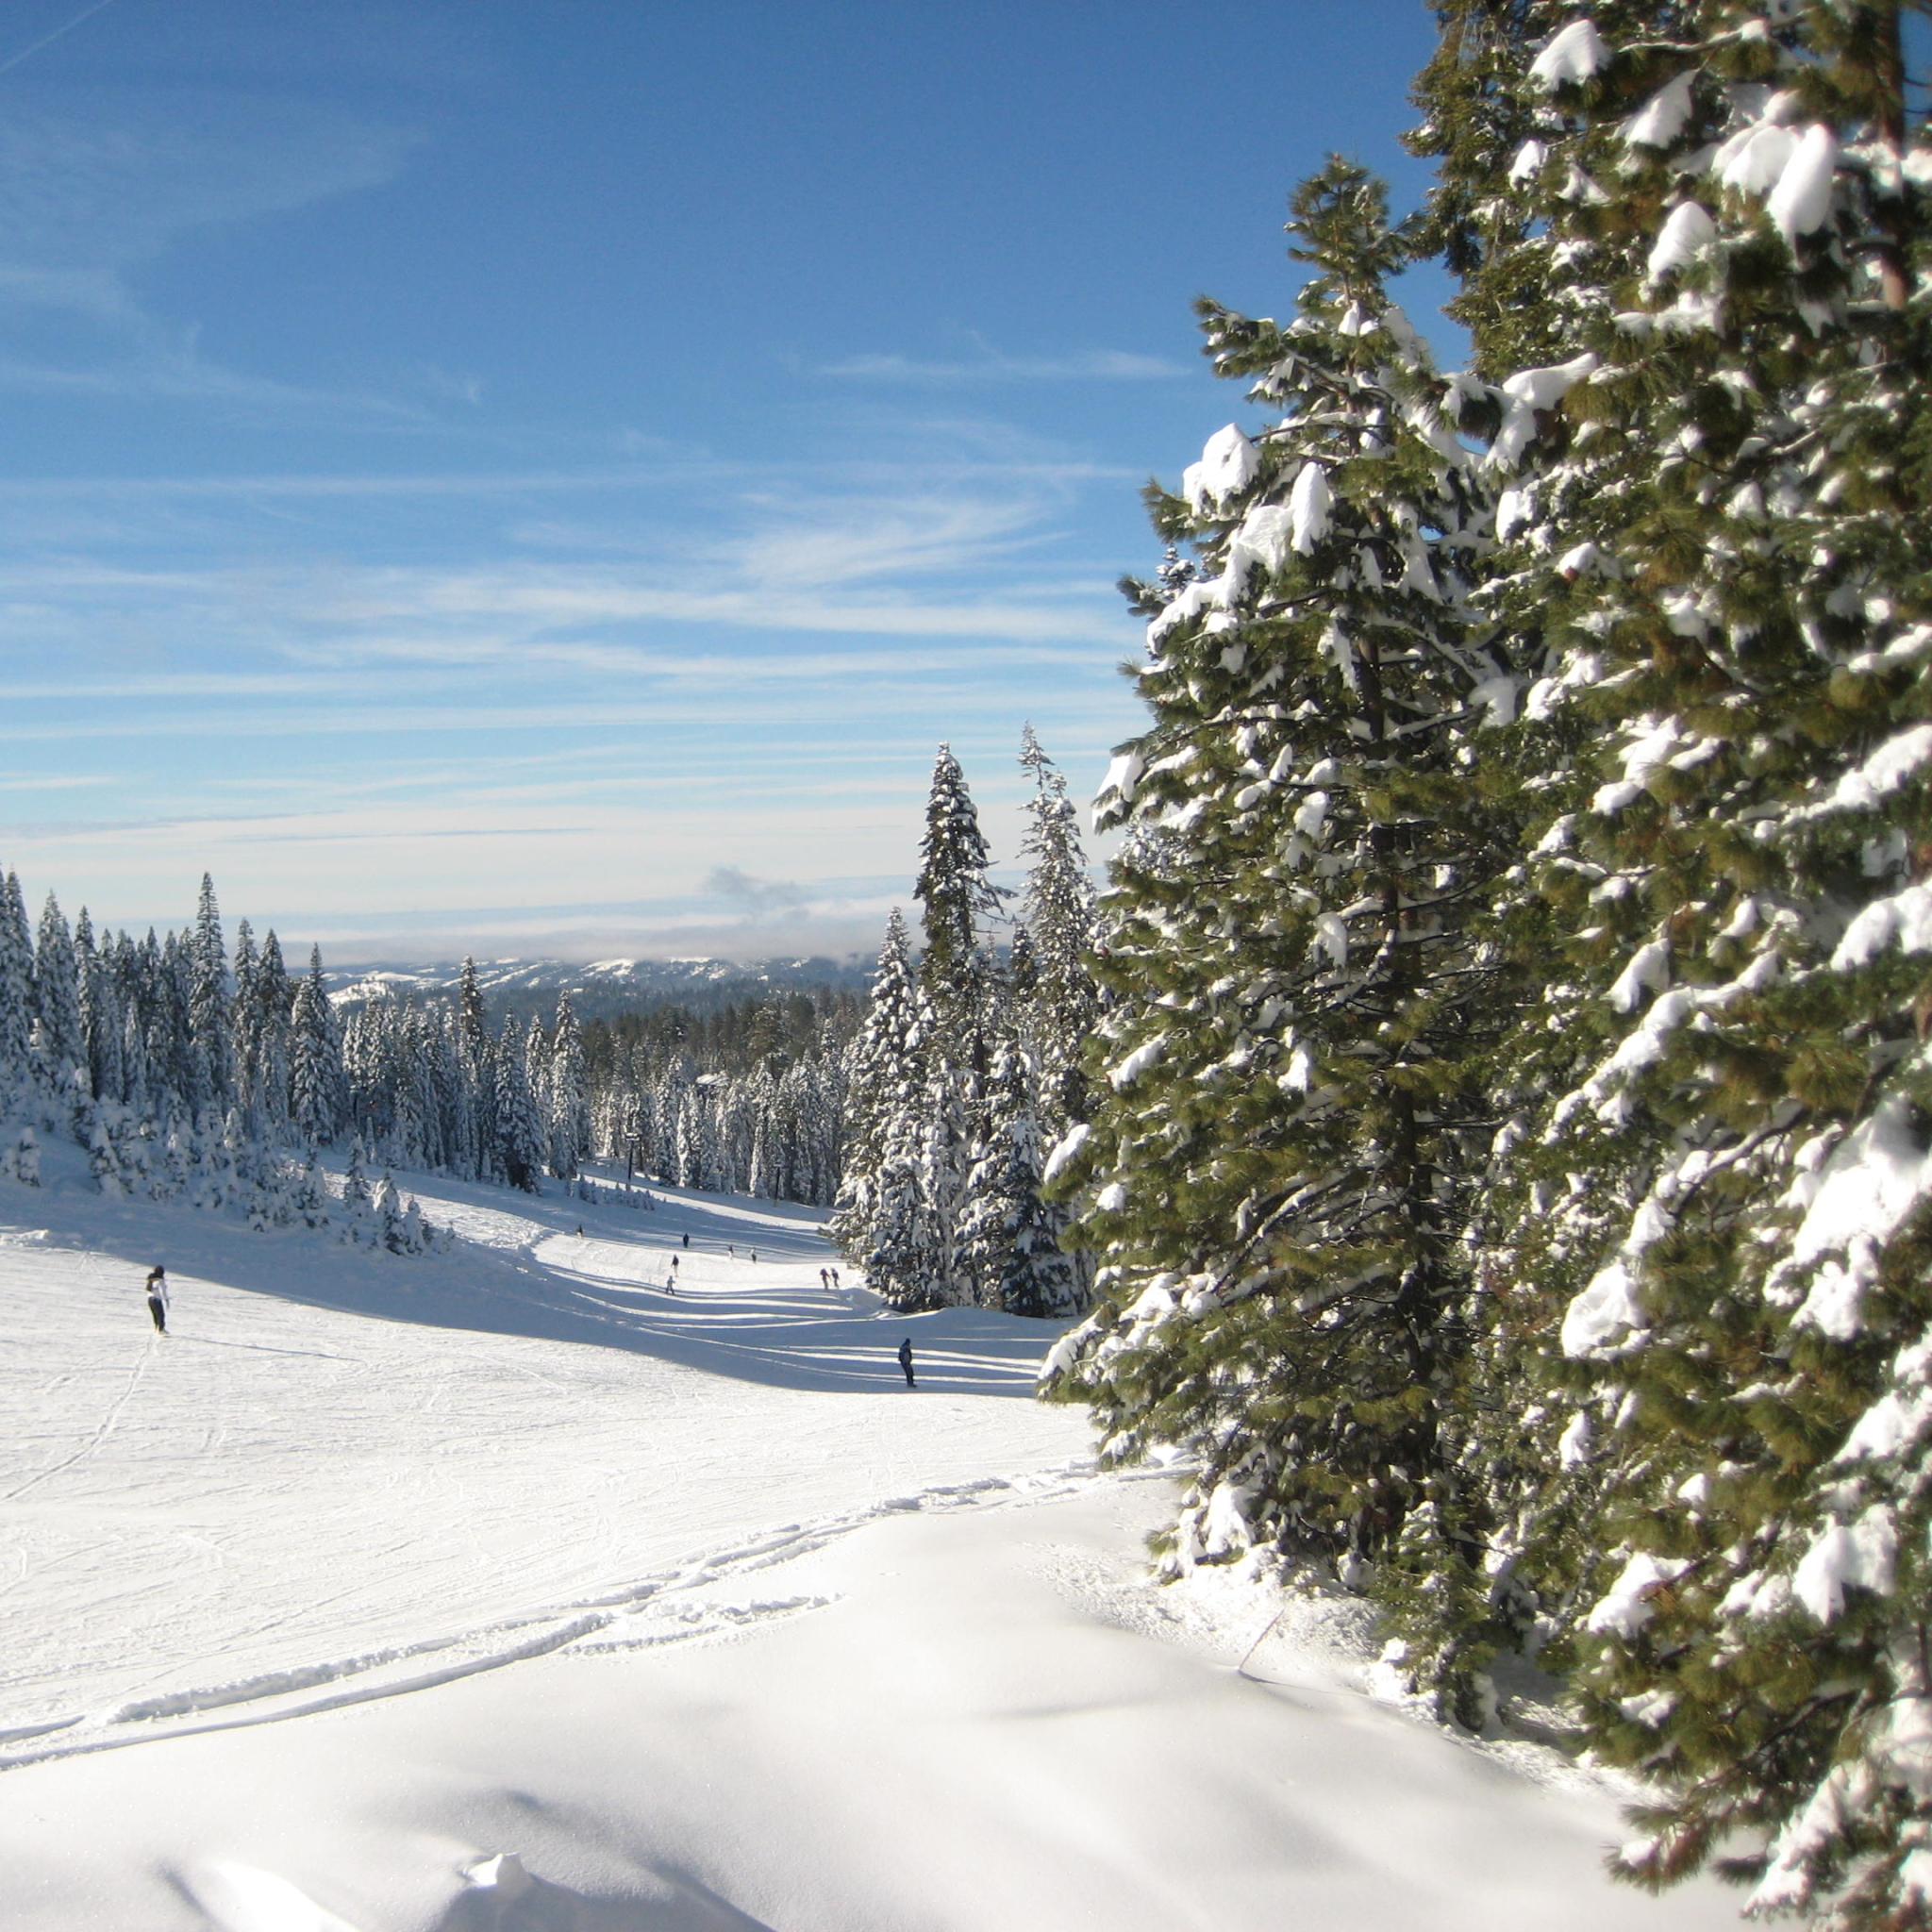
[581,989,865,1089]
[583,991,862,1207]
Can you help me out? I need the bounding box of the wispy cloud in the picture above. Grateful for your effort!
[0,0,121,81]
[0,94,422,409]
[822,347,1191,383]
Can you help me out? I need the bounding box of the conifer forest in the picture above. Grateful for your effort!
[1029,4,1932,1922]
[5,2,1932,1920]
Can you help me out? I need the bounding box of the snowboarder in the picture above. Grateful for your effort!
[144,1265,169,1336]
[897,1338,916,1389]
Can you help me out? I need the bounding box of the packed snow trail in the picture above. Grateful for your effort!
[0,1146,1088,1740]
[0,1477,1745,1932]
[0,1150,1757,1927]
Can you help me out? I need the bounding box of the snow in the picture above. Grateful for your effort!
[1492,354,1597,468]
[1783,1093,1932,1339]
[1713,121,1798,196]
[0,1143,1747,1928]
[1107,1037,1164,1091]
[1794,727,1932,823]
[1183,424,1260,514]
[1647,202,1717,280]
[1145,577,1217,648]
[1220,502,1297,599]
[1768,125,1839,245]
[1591,715,1688,815]
[1096,748,1146,814]
[1585,1553,1690,1640]
[1508,141,1546,184]
[1561,1258,1648,1358]
[1041,1121,1090,1187]
[1833,879,1932,968]
[1621,72,1697,150]
[1287,459,1333,553]
[1791,1508,1896,1624]
[1607,937,1670,1014]
[1529,20,1611,89]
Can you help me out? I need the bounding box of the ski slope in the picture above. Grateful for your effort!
[0,1147,1744,1929]
[0,1146,1080,1749]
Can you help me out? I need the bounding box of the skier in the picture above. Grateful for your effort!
[144,1264,169,1336]
[819,1268,828,1291]
[831,1267,841,1291]
[682,1232,690,1249]
[750,1250,757,1264]
[671,1255,679,1275]
[897,1337,916,1389]
[665,1272,677,1294]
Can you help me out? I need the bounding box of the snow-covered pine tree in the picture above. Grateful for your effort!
[547,992,590,1181]
[290,947,347,1144]
[864,1120,942,1310]
[252,931,293,1141]
[745,1058,780,1198]
[230,919,261,1127]
[491,1016,547,1191]
[340,1131,373,1217]
[911,745,1011,1306]
[914,744,1008,1058]
[75,910,125,1108]
[1431,6,1932,1919]
[960,1040,1081,1317]
[32,893,85,1098]
[0,873,34,1104]
[1014,725,1098,1142]
[189,874,232,1115]
[1042,157,1513,1723]
[828,908,926,1265]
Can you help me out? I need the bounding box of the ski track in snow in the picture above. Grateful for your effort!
[0,1461,1125,1771]
[0,1148,1093,1763]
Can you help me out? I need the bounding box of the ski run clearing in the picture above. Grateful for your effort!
[0,1140,1739,1931]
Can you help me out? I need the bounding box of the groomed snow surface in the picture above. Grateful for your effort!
[0,1144,1739,1929]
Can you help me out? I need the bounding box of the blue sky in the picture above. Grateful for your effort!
[0,0,1444,962]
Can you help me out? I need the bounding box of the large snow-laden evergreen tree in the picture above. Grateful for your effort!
[1043,158,1513,1723]
[1429,4,1932,1919]
[290,946,348,1144]
[189,873,232,1117]
[960,1039,1083,1318]
[32,893,85,1101]
[491,1015,548,1191]
[910,746,1008,1307]
[0,874,35,1104]
[914,743,1008,1056]
[547,991,590,1181]
[829,910,930,1289]
[1014,724,1099,1142]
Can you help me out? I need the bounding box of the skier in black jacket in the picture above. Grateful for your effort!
[897,1338,915,1389]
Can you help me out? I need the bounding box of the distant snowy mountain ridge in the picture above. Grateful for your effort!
[325,954,872,1017]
